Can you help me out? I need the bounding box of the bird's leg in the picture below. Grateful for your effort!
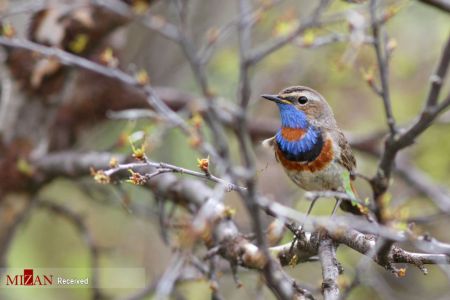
[306,198,318,217]
[298,197,318,232]
[331,197,342,216]
[289,198,318,254]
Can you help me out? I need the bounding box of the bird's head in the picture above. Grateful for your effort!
[262,86,335,129]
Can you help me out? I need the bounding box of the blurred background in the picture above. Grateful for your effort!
[0,0,449,299]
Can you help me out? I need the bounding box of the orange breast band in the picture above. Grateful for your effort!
[280,127,306,141]
[276,138,334,172]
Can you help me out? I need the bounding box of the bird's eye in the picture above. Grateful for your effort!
[298,96,308,105]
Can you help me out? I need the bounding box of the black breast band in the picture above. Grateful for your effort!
[278,133,324,162]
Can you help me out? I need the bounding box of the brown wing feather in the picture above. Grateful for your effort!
[336,131,356,178]
[335,131,368,216]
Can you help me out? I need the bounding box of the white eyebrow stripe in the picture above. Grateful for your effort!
[300,90,321,101]
[280,90,322,101]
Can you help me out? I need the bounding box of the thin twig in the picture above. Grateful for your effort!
[370,0,397,136]
[103,160,246,191]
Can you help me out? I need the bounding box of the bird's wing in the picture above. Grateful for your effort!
[335,131,369,216]
[336,131,356,177]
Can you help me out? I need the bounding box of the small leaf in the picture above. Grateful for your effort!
[273,19,299,37]
[135,69,150,86]
[223,206,235,218]
[302,30,315,47]
[109,157,119,168]
[99,47,119,67]
[1,22,16,38]
[91,168,110,184]
[68,34,89,54]
[130,139,147,161]
[16,158,34,176]
[132,0,150,14]
[190,112,203,129]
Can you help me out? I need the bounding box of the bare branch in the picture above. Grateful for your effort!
[154,253,186,300]
[396,157,450,212]
[425,32,450,107]
[38,200,102,300]
[247,0,332,65]
[103,160,245,192]
[371,32,450,225]
[319,237,340,300]
[418,0,450,13]
[370,0,397,136]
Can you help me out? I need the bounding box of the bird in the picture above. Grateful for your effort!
[261,86,366,216]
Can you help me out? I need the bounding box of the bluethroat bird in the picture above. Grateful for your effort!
[262,86,365,216]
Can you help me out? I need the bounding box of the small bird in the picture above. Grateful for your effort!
[262,86,365,216]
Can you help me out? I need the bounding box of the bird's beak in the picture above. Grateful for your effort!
[261,94,283,104]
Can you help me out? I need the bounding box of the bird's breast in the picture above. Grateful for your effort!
[275,136,342,190]
[275,136,334,173]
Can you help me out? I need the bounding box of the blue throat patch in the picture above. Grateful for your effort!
[277,103,308,129]
[275,103,324,162]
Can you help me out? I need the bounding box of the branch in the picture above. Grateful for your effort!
[32,151,312,298]
[154,253,186,300]
[396,157,450,213]
[418,0,450,13]
[319,237,340,300]
[371,33,450,220]
[38,200,102,299]
[247,0,331,65]
[0,36,234,170]
[0,37,188,131]
[0,197,34,271]
[93,0,181,41]
[370,0,396,136]
[102,160,245,192]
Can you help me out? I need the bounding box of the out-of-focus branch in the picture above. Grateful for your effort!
[29,151,450,289]
[33,151,126,180]
[38,200,102,300]
[370,0,396,137]
[32,151,311,299]
[153,253,186,300]
[247,0,331,65]
[0,1,46,18]
[396,157,450,213]
[169,0,231,171]
[418,0,450,13]
[0,36,229,167]
[0,37,188,132]
[0,197,34,272]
